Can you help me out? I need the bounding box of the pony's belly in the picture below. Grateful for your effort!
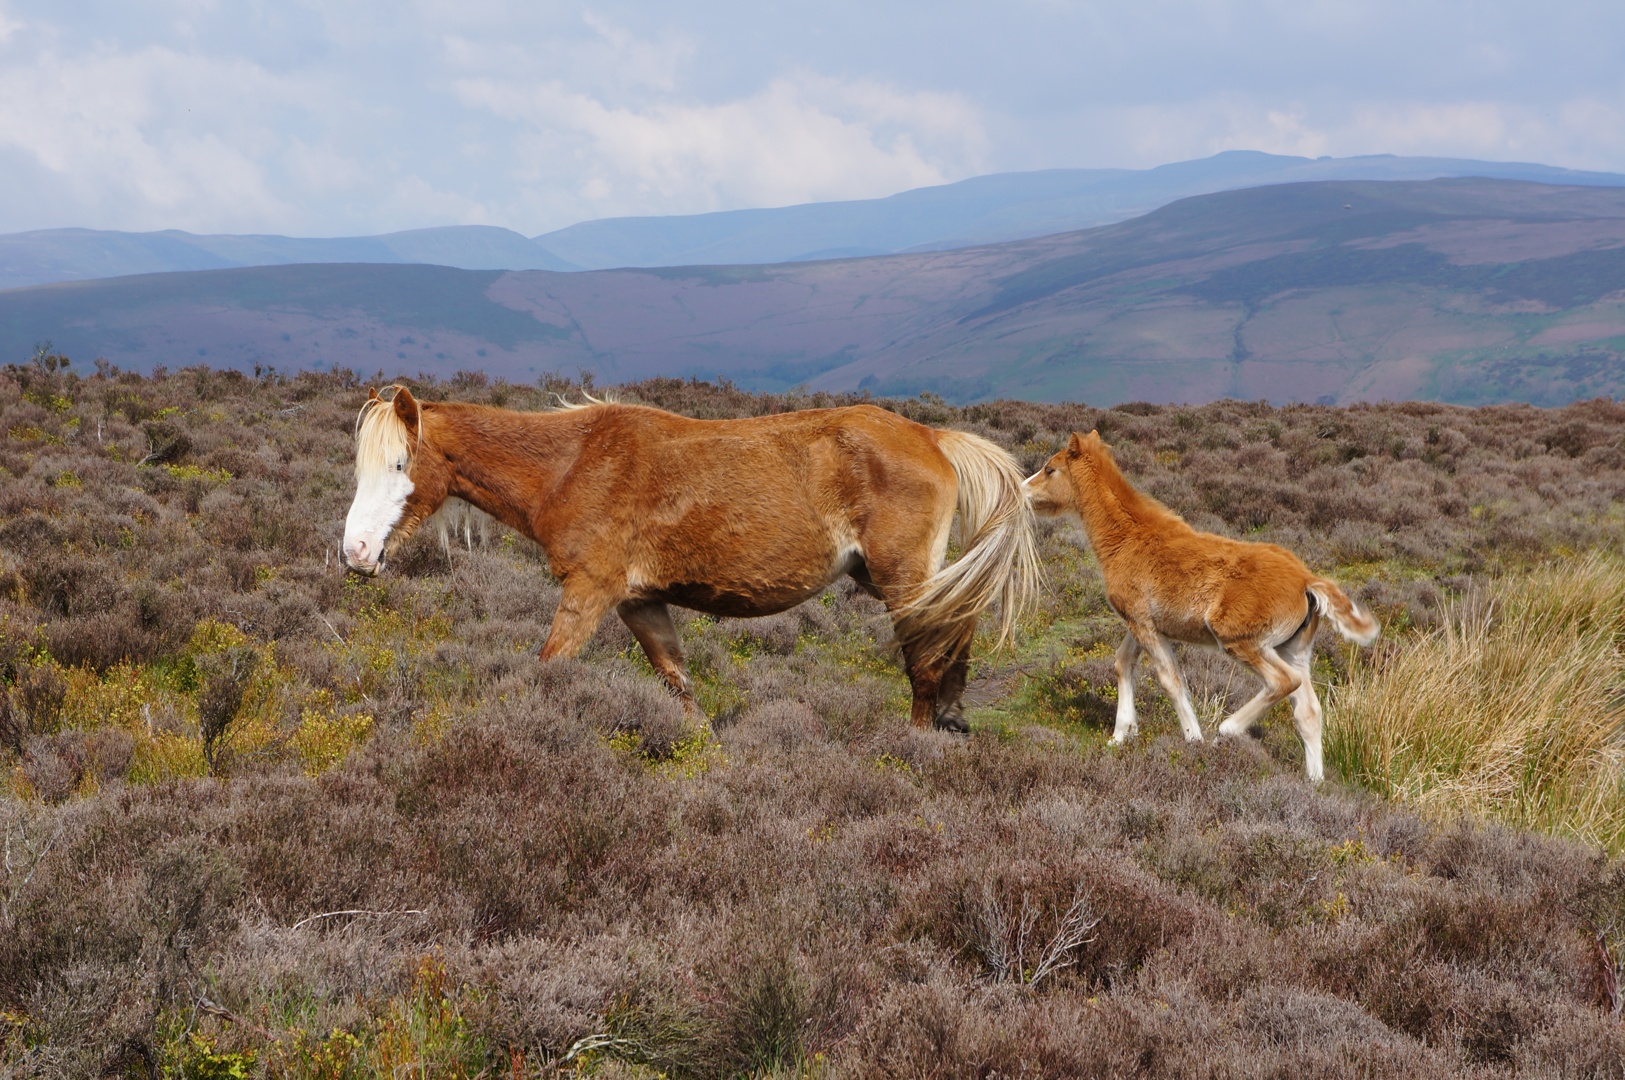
[648,579,832,618]
[630,539,860,618]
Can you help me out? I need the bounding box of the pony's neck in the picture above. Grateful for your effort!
[1069,446,1165,553]
[431,403,587,542]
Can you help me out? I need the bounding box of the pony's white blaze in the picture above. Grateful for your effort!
[343,465,413,572]
[343,393,417,574]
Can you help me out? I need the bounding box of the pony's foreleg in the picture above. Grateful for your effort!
[1136,631,1204,742]
[538,584,618,661]
[617,600,702,720]
[1111,634,1142,744]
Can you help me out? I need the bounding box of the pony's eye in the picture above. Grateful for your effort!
[395,462,404,472]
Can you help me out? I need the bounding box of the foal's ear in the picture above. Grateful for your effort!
[1066,431,1086,457]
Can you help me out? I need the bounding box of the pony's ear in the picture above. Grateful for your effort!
[392,386,420,435]
[367,387,380,403]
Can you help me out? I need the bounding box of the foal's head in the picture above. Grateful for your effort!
[1022,430,1104,517]
[342,386,452,574]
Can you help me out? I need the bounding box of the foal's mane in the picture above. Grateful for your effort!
[354,385,421,478]
[1076,434,1187,530]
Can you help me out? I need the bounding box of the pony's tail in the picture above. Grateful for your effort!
[1308,579,1380,646]
[893,430,1042,663]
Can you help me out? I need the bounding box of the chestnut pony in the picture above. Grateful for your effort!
[1025,431,1377,781]
[343,386,1039,730]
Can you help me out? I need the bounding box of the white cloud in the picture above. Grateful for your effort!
[456,72,988,219]
[0,45,294,231]
[0,1,1622,235]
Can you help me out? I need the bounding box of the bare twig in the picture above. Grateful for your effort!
[2,820,66,923]
[195,995,279,1041]
[1029,888,1101,988]
[317,615,347,645]
[558,1033,634,1065]
[290,908,427,931]
[1598,930,1622,1019]
[973,883,1099,987]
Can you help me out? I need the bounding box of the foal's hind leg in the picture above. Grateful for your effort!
[617,600,702,720]
[1279,626,1325,783]
[1215,641,1301,741]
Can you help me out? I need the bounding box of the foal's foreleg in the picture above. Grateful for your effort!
[1137,631,1204,743]
[617,600,702,719]
[1110,634,1141,744]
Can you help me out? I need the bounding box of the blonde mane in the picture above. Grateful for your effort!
[548,391,616,412]
[354,385,420,478]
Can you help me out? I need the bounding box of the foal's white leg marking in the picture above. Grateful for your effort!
[1141,633,1205,742]
[1111,633,1141,744]
[1285,640,1325,783]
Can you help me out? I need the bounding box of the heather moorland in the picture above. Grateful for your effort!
[1,357,1623,1077]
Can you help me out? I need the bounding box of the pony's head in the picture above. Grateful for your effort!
[1023,430,1106,516]
[342,386,452,574]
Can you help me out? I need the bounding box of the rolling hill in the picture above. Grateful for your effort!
[6,152,1624,292]
[3,178,1624,406]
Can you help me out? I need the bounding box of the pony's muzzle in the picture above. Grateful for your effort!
[342,538,383,575]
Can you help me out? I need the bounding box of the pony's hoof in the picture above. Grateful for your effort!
[933,702,970,734]
[1184,731,1205,743]
[1107,730,1136,746]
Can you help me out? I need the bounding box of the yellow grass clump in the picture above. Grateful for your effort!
[1328,552,1625,852]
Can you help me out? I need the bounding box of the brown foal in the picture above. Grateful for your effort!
[1024,431,1377,781]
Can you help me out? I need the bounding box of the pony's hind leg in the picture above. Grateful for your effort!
[616,600,703,720]
[1215,641,1300,742]
[929,639,975,733]
[1133,628,1204,742]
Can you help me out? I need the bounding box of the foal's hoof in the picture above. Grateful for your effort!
[933,702,970,734]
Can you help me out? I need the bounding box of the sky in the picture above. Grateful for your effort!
[2,1,1623,238]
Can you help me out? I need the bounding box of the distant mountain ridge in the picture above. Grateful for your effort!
[0,225,577,292]
[5,151,1624,291]
[531,151,1625,270]
[4,178,1624,407]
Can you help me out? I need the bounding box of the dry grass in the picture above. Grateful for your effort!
[1329,552,1625,852]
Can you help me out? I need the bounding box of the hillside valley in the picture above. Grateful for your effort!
[3,178,1625,405]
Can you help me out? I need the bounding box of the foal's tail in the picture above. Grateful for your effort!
[1308,579,1380,646]
[893,431,1041,662]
